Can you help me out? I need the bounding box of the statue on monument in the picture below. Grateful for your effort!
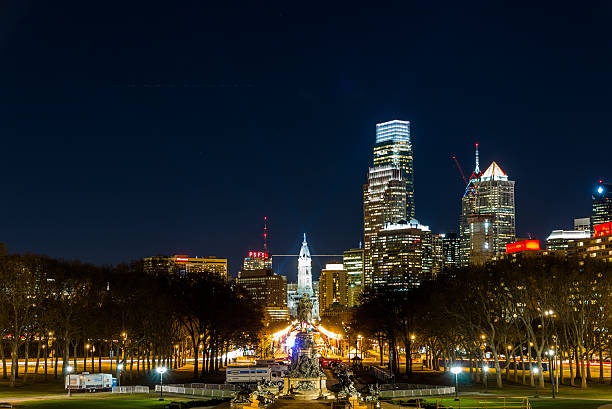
[296,293,313,323]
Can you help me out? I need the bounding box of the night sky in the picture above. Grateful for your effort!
[1,1,611,280]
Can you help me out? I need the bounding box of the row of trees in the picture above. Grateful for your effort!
[353,255,612,389]
[0,254,263,387]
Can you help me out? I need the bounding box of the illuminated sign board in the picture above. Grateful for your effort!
[248,251,269,259]
[594,222,612,238]
[506,240,540,254]
[175,257,189,262]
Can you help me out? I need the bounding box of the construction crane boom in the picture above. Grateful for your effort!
[452,155,468,185]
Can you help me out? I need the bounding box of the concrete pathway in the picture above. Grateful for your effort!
[269,401,331,408]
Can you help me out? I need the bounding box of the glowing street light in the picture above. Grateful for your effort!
[156,366,167,400]
[532,367,540,398]
[482,364,489,393]
[117,363,124,387]
[66,365,74,397]
[450,366,461,400]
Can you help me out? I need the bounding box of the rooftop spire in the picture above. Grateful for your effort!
[299,234,311,259]
[474,142,480,175]
[480,161,508,181]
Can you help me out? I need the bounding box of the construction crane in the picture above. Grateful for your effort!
[452,155,468,185]
[452,143,481,199]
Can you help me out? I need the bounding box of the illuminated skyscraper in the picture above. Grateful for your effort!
[593,182,612,227]
[467,214,495,265]
[441,232,460,269]
[431,234,445,275]
[374,120,415,219]
[459,144,481,266]
[371,219,433,289]
[363,166,406,285]
[457,142,515,266]
[473,161,516,259]
[318,264,348,315]
[343,248,364,306]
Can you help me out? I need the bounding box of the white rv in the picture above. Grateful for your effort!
[65,372,113,392]
[226,365,288,386]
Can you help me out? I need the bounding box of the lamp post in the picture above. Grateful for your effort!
[450,366,461,401]
[544,309,558,397]
[117,363,123,387]
[156,366,167,401]
[66,365,73,397]
[483,365,489,393]
[548,349,556,399]
[532,367,539,398]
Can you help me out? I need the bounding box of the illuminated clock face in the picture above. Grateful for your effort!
[598,186,604,194]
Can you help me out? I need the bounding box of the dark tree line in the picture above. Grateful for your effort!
[353,255,612,389]
[0,254,263,387]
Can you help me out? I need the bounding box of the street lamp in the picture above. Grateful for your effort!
[66,365,73,397]
[117,363,124,387]
[548,348,556,399]
[156,366,167,401]
[450,366,461,401]
[532,367,540,398]
[482,364,489,393]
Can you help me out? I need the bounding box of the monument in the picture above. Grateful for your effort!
[287,234,319,319]
[281,293,331,400]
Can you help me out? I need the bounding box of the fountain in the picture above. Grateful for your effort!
[281,294,332,400]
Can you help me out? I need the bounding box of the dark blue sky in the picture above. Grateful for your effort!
[1,1,611,280]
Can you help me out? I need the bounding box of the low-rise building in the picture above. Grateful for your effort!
[546,230,591,251]
[568,222,612,262]
[143,254,228,278]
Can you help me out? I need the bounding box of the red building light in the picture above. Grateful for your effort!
[175,257,189,262]
[248,251,269,259]
[506,240,541,254]
[594,222,612,238]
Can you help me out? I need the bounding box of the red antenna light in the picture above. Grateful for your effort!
[263,216,268,253]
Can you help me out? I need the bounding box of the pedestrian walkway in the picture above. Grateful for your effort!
[269,401,330,408]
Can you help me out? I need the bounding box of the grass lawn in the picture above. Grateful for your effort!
[460,381,612,400]
[7,394,217,409]
[0,381,65,398]
[408,396,606,409]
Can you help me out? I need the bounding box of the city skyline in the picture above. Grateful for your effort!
[1,2,610,278]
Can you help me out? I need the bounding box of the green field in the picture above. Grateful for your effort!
[418,397,604,409]
[4,394,220,409]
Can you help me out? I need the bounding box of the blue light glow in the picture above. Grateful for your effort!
[597,186,604,194]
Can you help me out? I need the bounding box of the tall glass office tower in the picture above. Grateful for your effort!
[373,120,415,220]
[593,182,612,228]
[363,166,406,286]
[473,161,516,258]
